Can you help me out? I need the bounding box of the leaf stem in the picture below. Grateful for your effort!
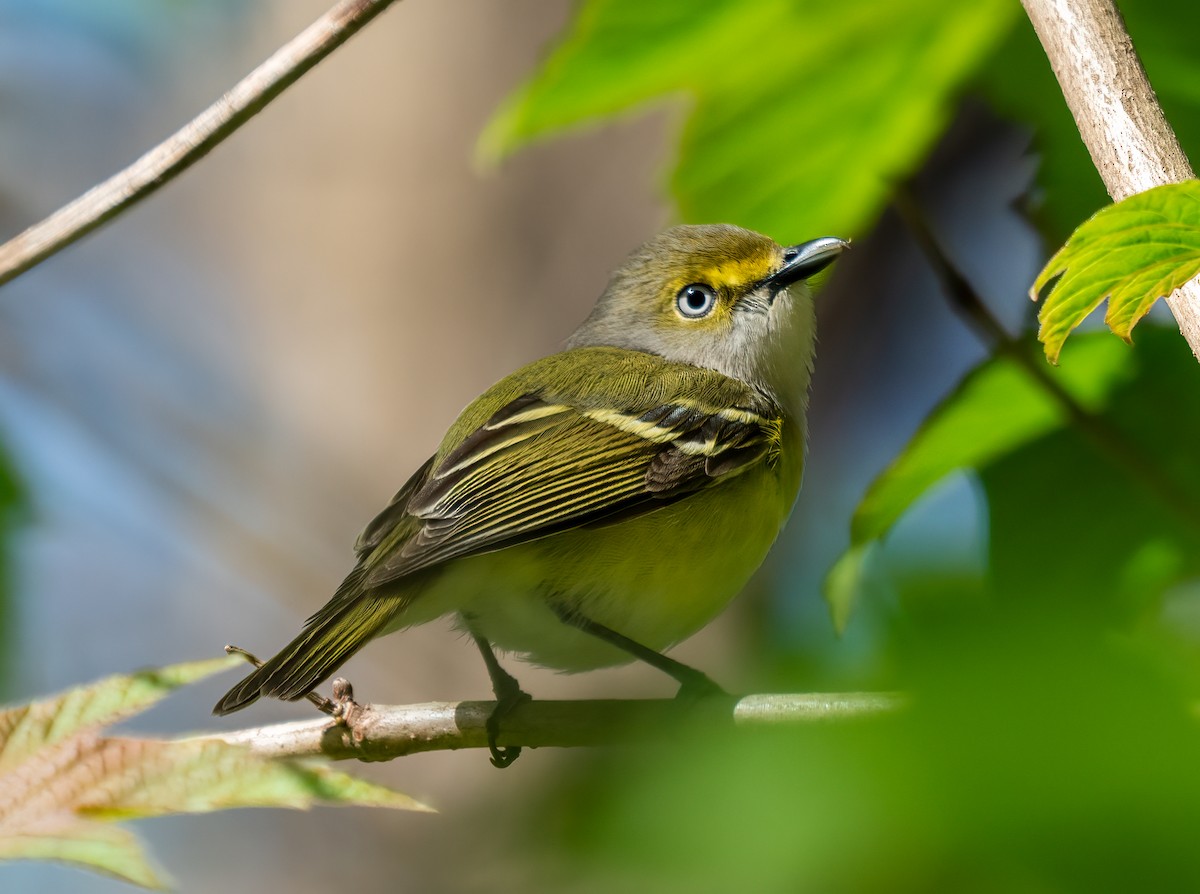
[895,188,1200,539]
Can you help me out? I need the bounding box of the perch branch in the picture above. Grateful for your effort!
[1021,0,1200,360]
[198,692,905,761]
[0,0,403,288]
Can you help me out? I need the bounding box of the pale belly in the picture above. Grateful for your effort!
[399,459,800,672]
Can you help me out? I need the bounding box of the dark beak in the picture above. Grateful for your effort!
[760,236,849,296]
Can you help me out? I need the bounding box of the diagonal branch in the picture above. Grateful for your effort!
[1021,0,1200,361]
[894,188,1200,537]
[197,693,906,761]
[0,0,403,289]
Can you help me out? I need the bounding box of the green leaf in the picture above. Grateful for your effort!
[0,655,240,773]
[980,327,1200,615]
[0,437,28,698]
[848,334,1132,548]
[822,543,875,637]
[0,824,169,890]
[482,0,1018,241]
[77,740,429,820]
[1031,181,1200,363]
[828,327,1200,628]
[0,658,429,889]
[522,611,1200,892]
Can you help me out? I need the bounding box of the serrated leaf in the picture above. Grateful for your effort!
[0,822,169,890]
[0,655,239,773]
[1032,181,1200,363]
[0,659,429,889]
[76,738,429,819]
[481,0,1017,241]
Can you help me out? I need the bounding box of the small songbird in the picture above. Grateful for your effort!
[214,224,846,765]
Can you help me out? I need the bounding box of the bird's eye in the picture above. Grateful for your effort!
[675,283,717,319]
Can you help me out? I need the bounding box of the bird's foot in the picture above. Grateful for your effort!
[486,685,532,769]
[327,677,365,726]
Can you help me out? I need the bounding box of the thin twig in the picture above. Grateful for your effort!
[1022,0,1200,362]
[196,692,907,761]
[0,0,403,288]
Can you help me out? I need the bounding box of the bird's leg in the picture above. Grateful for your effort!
[469,632,531,768]
[550,605,729,702]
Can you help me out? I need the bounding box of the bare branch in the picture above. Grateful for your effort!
[197,693,906,762]
[1022,0,1200,361]
[0,0,403,288]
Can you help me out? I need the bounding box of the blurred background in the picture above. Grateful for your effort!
[4,0,1200,891]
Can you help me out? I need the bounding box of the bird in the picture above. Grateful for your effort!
[214,223,846,766]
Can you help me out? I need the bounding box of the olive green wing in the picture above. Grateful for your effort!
[359,369,782,589]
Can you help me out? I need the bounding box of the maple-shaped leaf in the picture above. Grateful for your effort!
[0,657,429,889]
[479,0,1017,242]
[1032,180,1200,363]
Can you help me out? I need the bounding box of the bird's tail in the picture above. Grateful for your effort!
[213,583,401,715]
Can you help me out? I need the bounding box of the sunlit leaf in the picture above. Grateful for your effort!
[481,0,1017,241]
[1032,181,1200,363]
[0,659,429,889]
[0,823,167,890]
[0,656,237,774]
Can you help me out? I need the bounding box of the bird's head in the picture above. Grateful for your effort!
[569,224,846,414]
